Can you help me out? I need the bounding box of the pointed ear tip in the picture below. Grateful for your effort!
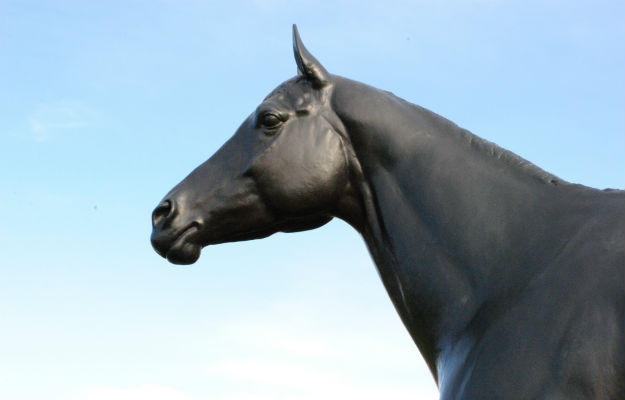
[292,24,300,45]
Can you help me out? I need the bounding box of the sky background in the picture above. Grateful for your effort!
[1,1,623,399]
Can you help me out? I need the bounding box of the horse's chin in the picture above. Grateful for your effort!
[166,242,201,265]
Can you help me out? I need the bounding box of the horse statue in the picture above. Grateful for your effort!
[151,26,624,399]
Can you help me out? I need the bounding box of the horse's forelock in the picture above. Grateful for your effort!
[262,78,318,110]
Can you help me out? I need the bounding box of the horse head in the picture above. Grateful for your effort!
[151,26,354,265]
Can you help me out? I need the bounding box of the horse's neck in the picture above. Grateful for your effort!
[333,78,564,377]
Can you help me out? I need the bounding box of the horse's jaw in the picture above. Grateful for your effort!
[152,210,335,266]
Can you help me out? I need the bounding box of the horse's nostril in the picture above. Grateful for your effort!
[152,200,173,227]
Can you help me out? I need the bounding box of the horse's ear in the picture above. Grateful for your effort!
[293,25,330,89]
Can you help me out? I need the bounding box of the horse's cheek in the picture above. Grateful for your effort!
[253,131,346,215]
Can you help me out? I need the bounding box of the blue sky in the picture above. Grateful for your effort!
[1,1,623,399]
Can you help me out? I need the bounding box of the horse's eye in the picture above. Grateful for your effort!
[261,113,282,129]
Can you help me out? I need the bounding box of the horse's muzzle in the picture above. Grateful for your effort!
[151,199,202,265]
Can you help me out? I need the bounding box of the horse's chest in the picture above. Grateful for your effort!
[439,287,620,400]
[440,325,557,399]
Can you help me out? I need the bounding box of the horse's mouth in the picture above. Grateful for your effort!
[153,224,201,265]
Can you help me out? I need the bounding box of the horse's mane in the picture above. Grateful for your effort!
[410,101,565,186]
[333,76,564,187]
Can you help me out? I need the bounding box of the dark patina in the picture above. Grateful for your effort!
[151,26,625,400]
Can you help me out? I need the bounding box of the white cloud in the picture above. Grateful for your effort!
[250,0,289,11]
[215,300,423,366]
[70,384,200,400]
[220,321,329,357]
[209,358,438,400]
[28,102,90,142]
[212,359,335,388]
[203,297,439,400]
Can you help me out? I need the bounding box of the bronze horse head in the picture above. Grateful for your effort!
[152,27,351,265]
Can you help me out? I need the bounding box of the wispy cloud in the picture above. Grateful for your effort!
[221,321,329,357]
[208,306,439,400]
[28,102,91,142]
[209,358,438,400]
[250,0,289,11]
[69,384,200,400]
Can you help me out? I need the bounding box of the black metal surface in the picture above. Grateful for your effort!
[152,25,624,400]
